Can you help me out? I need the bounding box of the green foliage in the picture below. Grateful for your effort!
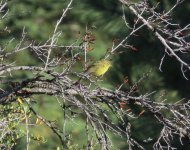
[0,100,26,149]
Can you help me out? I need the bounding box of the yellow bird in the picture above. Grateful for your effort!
[89,59,111,77]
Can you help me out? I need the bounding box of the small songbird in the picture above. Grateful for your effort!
[89,59,111,77]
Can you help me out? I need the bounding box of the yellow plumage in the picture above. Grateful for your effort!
[89,59,111,77]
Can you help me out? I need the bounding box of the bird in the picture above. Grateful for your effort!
[89,59,111,77]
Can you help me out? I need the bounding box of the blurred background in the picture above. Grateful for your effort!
[1,0,190,149]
